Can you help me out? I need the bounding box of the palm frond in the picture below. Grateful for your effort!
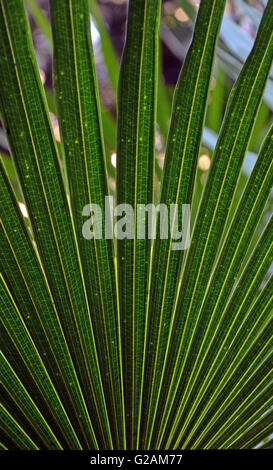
[0,0,272,450]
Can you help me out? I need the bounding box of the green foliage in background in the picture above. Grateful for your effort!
[0,0,273,450]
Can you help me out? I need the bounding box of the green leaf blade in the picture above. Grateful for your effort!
[116,0,162,448]
[141,0,226,448]
[50,0,125,449]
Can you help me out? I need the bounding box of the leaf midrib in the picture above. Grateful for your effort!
[67,0,117,448]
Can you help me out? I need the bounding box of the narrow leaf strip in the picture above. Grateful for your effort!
[141,0,226,448]
[89,0,119,93]
[50,0,125,448]
[25,0,53,47]
[116,0,161,448]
